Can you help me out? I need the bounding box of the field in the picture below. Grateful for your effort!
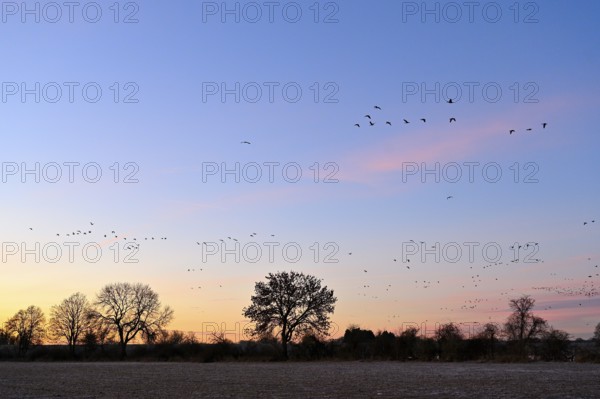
[0,362,598,398]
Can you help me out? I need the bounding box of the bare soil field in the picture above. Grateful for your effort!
[0,361,598,398]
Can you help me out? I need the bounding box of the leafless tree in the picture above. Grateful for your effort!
[48,292,92,354]
[593,322,600,346]
[4,305,46,356]
[91,282,174,358]
[503,295,547,357]
[242,271,337,359]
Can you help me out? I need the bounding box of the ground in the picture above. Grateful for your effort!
[0,362,598,398]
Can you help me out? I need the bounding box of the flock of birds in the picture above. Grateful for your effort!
[354,217,598,326]
[352,101,547,135]
[20,200,596,331]
[188,232,278,291]
[27,223,169,252]
[353,101,458,128]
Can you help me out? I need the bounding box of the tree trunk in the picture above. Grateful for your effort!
[282,338,288,360]
[120,342,127,359]
[281,323,289,360]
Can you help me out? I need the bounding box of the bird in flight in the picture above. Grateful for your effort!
[374,105,382,110]
[447,196,453,200]
[369,121,375,126]
[526,128,532,131]
[542,123,547,128]
[403,119,410,124]
[241,141,251,144]
[386,121,392,126]
[365,115,371,119]
[449,118,456,123]
[509,130,515,134]
[354,124,360,128]
[420,118,426,123]
[447,99,454,104]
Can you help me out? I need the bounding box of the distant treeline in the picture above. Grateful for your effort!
[1,277,599,362]
[0,329,599,363]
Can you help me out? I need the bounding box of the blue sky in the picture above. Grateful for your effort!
[1,0,599,339]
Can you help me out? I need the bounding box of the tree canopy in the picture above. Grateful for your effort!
[243,271,337,359]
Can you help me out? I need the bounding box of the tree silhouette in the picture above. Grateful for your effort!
[242,271,337,360]
[90,282,174,359]
[343,326,375,359]
[4,305,46,356]
[541,327,571,361]
[435,322,464,361]
[0,328,9,345]
[49,292,92,354]
[593,322,600,346]
[477,322,500,359]
[503,295,547,357]
[397,326,419,360]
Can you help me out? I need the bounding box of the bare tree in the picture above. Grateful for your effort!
[48,292,91,354]
[242,271,337,359]
[4,306,46,356]
[91,282,174,358]
[593,322,600,346]
[503,295,547,357]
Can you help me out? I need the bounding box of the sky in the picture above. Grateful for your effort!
[1,0,599,341]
